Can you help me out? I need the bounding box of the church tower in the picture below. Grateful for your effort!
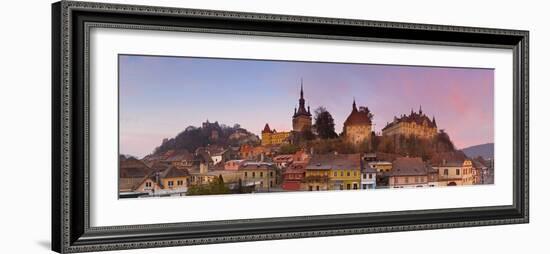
[292,79,312,132]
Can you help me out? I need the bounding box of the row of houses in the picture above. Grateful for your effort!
[277,154,490,191]
[120,149,492,197]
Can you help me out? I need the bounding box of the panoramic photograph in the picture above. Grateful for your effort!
[118,54,495,198]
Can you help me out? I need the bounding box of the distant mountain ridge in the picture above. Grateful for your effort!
[461,143,494,159]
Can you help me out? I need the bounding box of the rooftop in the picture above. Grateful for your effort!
[306,153,362,171]
[390,157,430,176]
[344,100,372,126]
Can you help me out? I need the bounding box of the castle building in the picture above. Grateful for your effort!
[261,123,291,146]
[382,106,438,139]
[292,81,312,132]
[343,100,373,145]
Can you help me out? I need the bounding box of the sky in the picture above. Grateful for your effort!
[119,55,494,158]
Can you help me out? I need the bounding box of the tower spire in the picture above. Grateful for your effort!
[352,97,358,112]
[300,78,304,99]
[296,78,307,115]
[419,105,423,114]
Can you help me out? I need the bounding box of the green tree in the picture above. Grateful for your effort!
[313,107,338,139]
[186,175,230,196]
[279,143,300,154]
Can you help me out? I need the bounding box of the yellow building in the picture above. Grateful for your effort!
[343,100,373,145]
[134,165,190,195]
[432,159,475,186]
[261,123,291,145]
[304,167,330,191]
[382,106,437,139]
[304,153,362,191]
[160,166,190,191]
[239,162,277,191]
[328,154,362,190]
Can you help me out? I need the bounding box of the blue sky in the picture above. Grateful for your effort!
[119,55,494,158]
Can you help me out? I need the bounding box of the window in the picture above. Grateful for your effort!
[347,171,350,177]
[340,184,344,190]
[270,181,273,187]
[369,174,373,179]
[334,171,338,177]
[363,184,367,189]
[177,180,183,186]
[244,172,248,177]
[260,172,263,177]
[168,181,174,187]
[340,171,344,176]
[444,169,449,175]
[252,172,255,178]
[145,182,151,188]
[456,169,460,175]
[353,183,358,190]
[353,171,357,176]
[363,173,367,179]
[347,184,351,190]
[270,172,273,177]
[316,186,320,191]
[309,186,313,191]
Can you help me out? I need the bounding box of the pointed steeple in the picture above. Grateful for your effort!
[262,123,272,133]
[300,78,304,99]
[307,105,311,114]
[419,105,423,115]
[295,79,309,116]
[352,98,358,112]
[432,116,436,126]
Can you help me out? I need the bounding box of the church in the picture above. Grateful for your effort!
[343,99,373,145]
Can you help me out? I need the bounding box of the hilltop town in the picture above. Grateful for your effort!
[119,82,494,198]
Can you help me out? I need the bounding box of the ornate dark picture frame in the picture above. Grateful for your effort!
[52,1,529,253]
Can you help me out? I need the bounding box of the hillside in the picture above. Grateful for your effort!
[461,143,494,159]
[152,121,259,155]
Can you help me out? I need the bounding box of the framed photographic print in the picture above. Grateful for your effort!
[51,1,529,253]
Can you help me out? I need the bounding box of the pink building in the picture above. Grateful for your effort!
[224,160,246,171]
